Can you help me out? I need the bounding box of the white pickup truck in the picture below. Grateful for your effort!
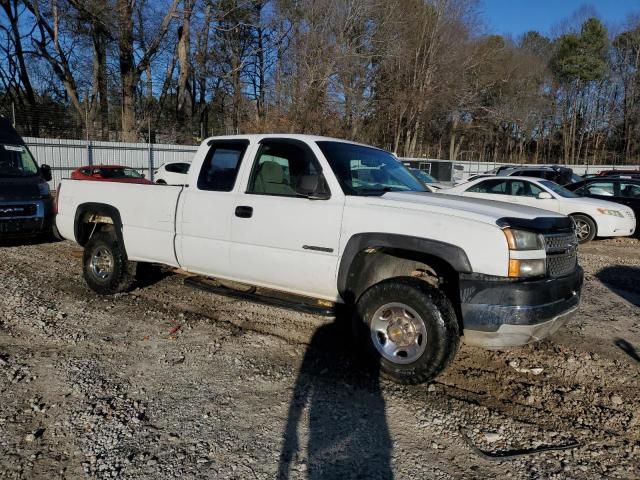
[56,134,583,384]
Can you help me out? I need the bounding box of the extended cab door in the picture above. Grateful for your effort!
[176,140,251,278]
[229,138,344,300]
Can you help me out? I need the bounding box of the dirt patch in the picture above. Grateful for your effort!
[1,238,639,479]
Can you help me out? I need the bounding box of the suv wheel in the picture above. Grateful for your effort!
[353,277,460,384]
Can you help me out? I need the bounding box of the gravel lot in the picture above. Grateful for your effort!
[1,237,639,479]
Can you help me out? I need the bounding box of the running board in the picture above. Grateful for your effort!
[183,277,336,317]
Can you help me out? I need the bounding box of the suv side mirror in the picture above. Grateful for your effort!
[40,164,52,182]
[537,191,553,200]
[297,174,330,200]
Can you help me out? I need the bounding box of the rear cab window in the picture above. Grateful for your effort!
[197,141,249,192]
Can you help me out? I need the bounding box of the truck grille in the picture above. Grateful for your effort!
[544,233,576,252]
[547,252,577,278]
[544,232,578,277]
[625,210,635,219]
[0,204,37,218]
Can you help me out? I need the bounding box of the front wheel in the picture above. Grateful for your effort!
[571,214,596,244]
[353,277,460,384]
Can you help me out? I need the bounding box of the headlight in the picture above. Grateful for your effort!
[596,208,623,217]
[509,259,546,278]
[503,228,545,250]
[38,182,50,197]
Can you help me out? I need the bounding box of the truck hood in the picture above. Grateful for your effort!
[0,176,45,201]
[367,191,566,224]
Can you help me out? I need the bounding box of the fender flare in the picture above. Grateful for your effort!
[337,233,472,303]
[74,202,125,248]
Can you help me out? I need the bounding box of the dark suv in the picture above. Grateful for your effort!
[498,165,580,186]
[0,117,54,238]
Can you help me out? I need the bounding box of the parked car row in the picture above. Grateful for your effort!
[442,177,636,243]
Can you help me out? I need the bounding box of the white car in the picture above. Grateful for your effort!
[154,161,191,185]
[442,176,636,243]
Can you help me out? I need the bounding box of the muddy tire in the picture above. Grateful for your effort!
[571,214,596,244]
[353,277,460,384]
[83,231,135,295]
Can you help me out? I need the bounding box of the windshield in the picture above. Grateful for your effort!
[316,141,426,196]
[540,180,580,198]
[0,144,39,177]
[99,168,143,179]
[410,169,436,184]
[570,174,583,183]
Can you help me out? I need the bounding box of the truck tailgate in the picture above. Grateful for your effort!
[56,180,182,266]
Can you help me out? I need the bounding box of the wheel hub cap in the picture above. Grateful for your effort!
[90,247,114,280]
[387,317,417,347]
[575,221,589,240]
[370,302,427,364]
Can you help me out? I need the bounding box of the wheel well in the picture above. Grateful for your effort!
[74,203,124,250]
[569,212,597,235]
[342,247,461,316]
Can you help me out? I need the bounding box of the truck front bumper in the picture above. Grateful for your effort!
[0,198,53,236]
[459,267,583,348]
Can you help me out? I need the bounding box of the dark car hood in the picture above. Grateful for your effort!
[0,176,44,201]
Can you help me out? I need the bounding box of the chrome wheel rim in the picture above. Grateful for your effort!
[370,302,427,364]
[574,219,590,241]
[90,247,114,280]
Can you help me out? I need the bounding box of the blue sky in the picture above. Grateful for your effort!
[482,0,640,37]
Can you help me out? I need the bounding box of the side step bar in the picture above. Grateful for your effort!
[183,277,336,317]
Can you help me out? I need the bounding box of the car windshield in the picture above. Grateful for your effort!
[410,169,437,184]
[539,180,580,198]
[99,168,143,179]
[316,141,426,196]
[0,144,39,177]
[570,174,583,183]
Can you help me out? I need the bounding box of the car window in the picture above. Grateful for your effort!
[509,180,542,197]
[620,182,640,198]
[166,163,190,174]
[247,140,324,197]
[584,182,615,196]
[466,179,508,194]
[197,141,249,192]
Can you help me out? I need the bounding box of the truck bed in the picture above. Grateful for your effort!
[56,180,182,266]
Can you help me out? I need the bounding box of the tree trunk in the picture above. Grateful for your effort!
[176,0,193,141]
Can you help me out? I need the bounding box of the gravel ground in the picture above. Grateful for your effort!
[0,237,639,479]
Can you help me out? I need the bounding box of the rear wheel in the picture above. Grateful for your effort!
[83,231,135,294]
[156,179,167,185]
[571,214,596,244]
[353,277,460,384]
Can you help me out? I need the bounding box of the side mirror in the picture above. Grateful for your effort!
[537,191,553,200]
[40,164,52,182]
[297,174,330,200]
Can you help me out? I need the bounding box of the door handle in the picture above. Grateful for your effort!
[235,206,253,218]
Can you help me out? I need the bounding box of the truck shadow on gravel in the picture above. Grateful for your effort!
[277,312,393,480]
[595,266,640,307]
[614,339,640,363]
